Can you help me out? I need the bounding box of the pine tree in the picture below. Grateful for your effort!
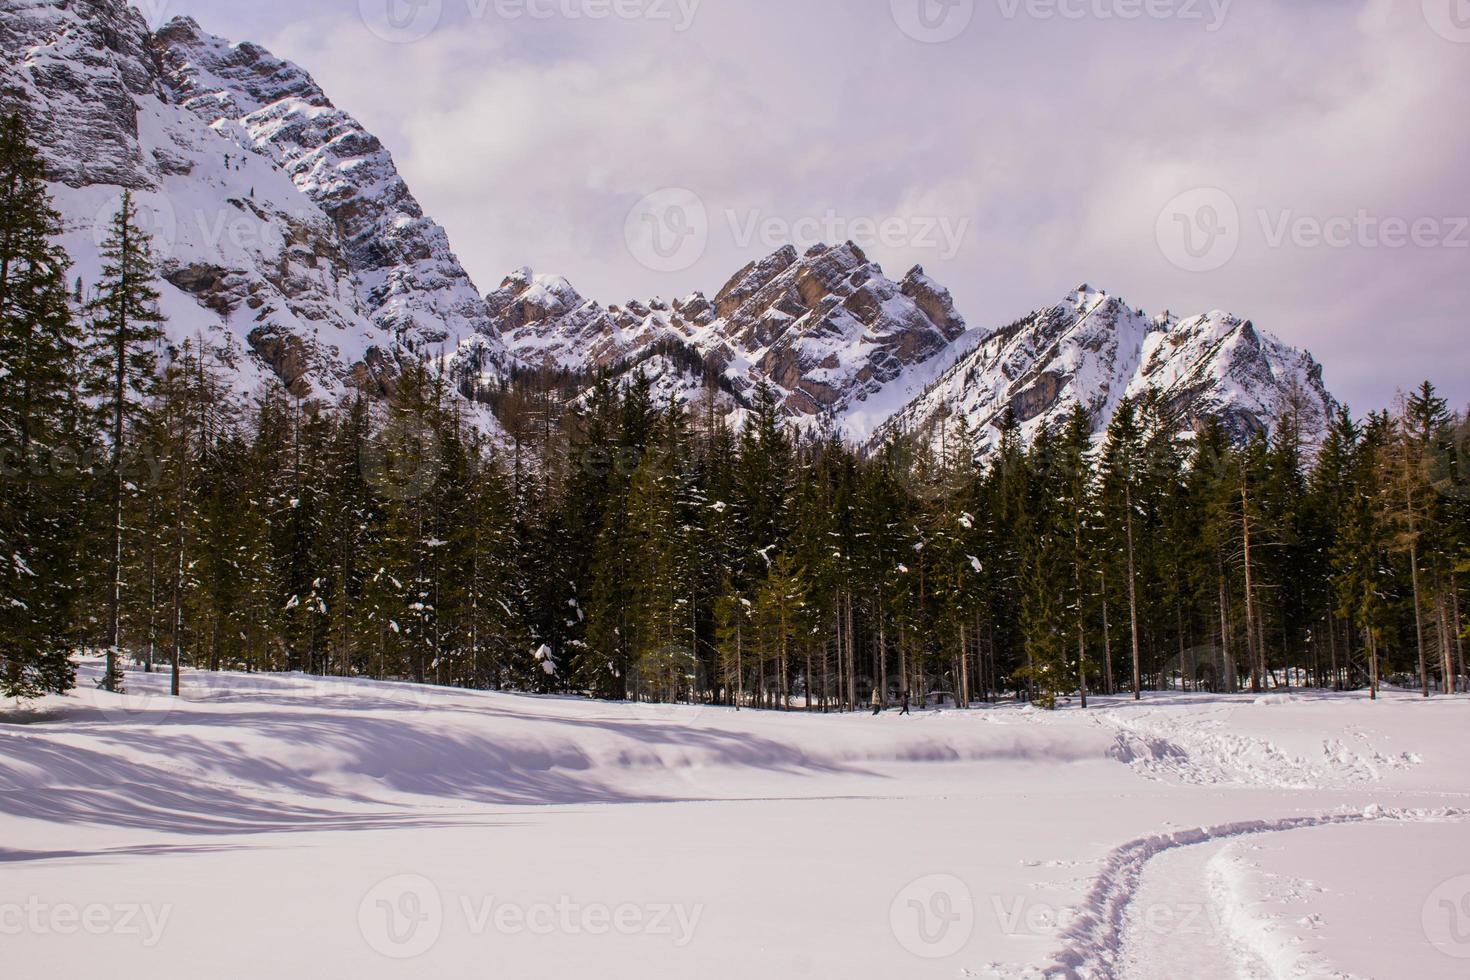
[0,113,82,698]
[85,191,167,692]
[1336,413,1391,698]
[1378,386,1449,696]
[713,578,751,708]
[1309,408,1360,690]
[144,340,227,695]
[1056,404,1096,706]
[753,551,809,711]
[1401,382,1453,694]
[624,408,689,702]
[1100,397,1146,699]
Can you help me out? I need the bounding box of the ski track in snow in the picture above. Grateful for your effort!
[1046,807,1470,979]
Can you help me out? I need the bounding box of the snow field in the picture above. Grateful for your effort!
[1,660,1467,978]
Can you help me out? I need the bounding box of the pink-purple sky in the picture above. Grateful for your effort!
[133,0,1469,413]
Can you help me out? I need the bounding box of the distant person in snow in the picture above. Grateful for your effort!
[899,691,911,716]
[871,688,882,716]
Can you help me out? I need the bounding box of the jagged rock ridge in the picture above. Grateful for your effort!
[491,242,971,440]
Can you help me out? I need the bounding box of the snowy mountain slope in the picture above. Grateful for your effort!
[871,285,1335,455]
[153,17,505,361]
[0,0,504,404]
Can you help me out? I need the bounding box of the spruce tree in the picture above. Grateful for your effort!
[1056,404,1096,706]
[1100,397,1146,699]
[86,191,167,691]
[0,113,82,698]
[753,551,809,710]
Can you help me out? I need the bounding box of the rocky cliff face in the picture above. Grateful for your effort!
[872,285,1335,454]
[493,242,971,440]
[0,0,505,403]
[153,17,504,358]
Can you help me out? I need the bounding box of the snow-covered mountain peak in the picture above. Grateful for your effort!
[874,284,1334,455]
[153,16,330,118]
[485,267,630,373]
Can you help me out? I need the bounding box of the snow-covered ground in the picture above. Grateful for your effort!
[2,661,1467,978]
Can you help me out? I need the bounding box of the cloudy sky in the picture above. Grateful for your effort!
[135,0,1469,413]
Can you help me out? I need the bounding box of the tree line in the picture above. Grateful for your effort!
[2,113,1467,707]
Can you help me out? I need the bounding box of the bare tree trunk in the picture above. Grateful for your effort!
[876,593,887,708]
[832,605,842,711]
[1176,606,1187,693]
[736,618,744,710]
[145,533,156,675]
[170,521,183,698]
[1327,611,1340,692]
[1410,536,1429,697]
[1399,435,1431,697]
[1367,627,1380,701]
[844,591,856,712]
[106,282,128,693]
[1075,527,1089,707]
[804,643,812,712]
[1220,571,1236,694]
[1241,473,1262,694]
[757,643,766,710]
[1437,591,1454,696]
[779,600,789,710]
[957,623,969,709]
[1100,569,1114,696]
[1124,480,1142,700]
[1453,579,1466,693]
[898,628,909,710]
